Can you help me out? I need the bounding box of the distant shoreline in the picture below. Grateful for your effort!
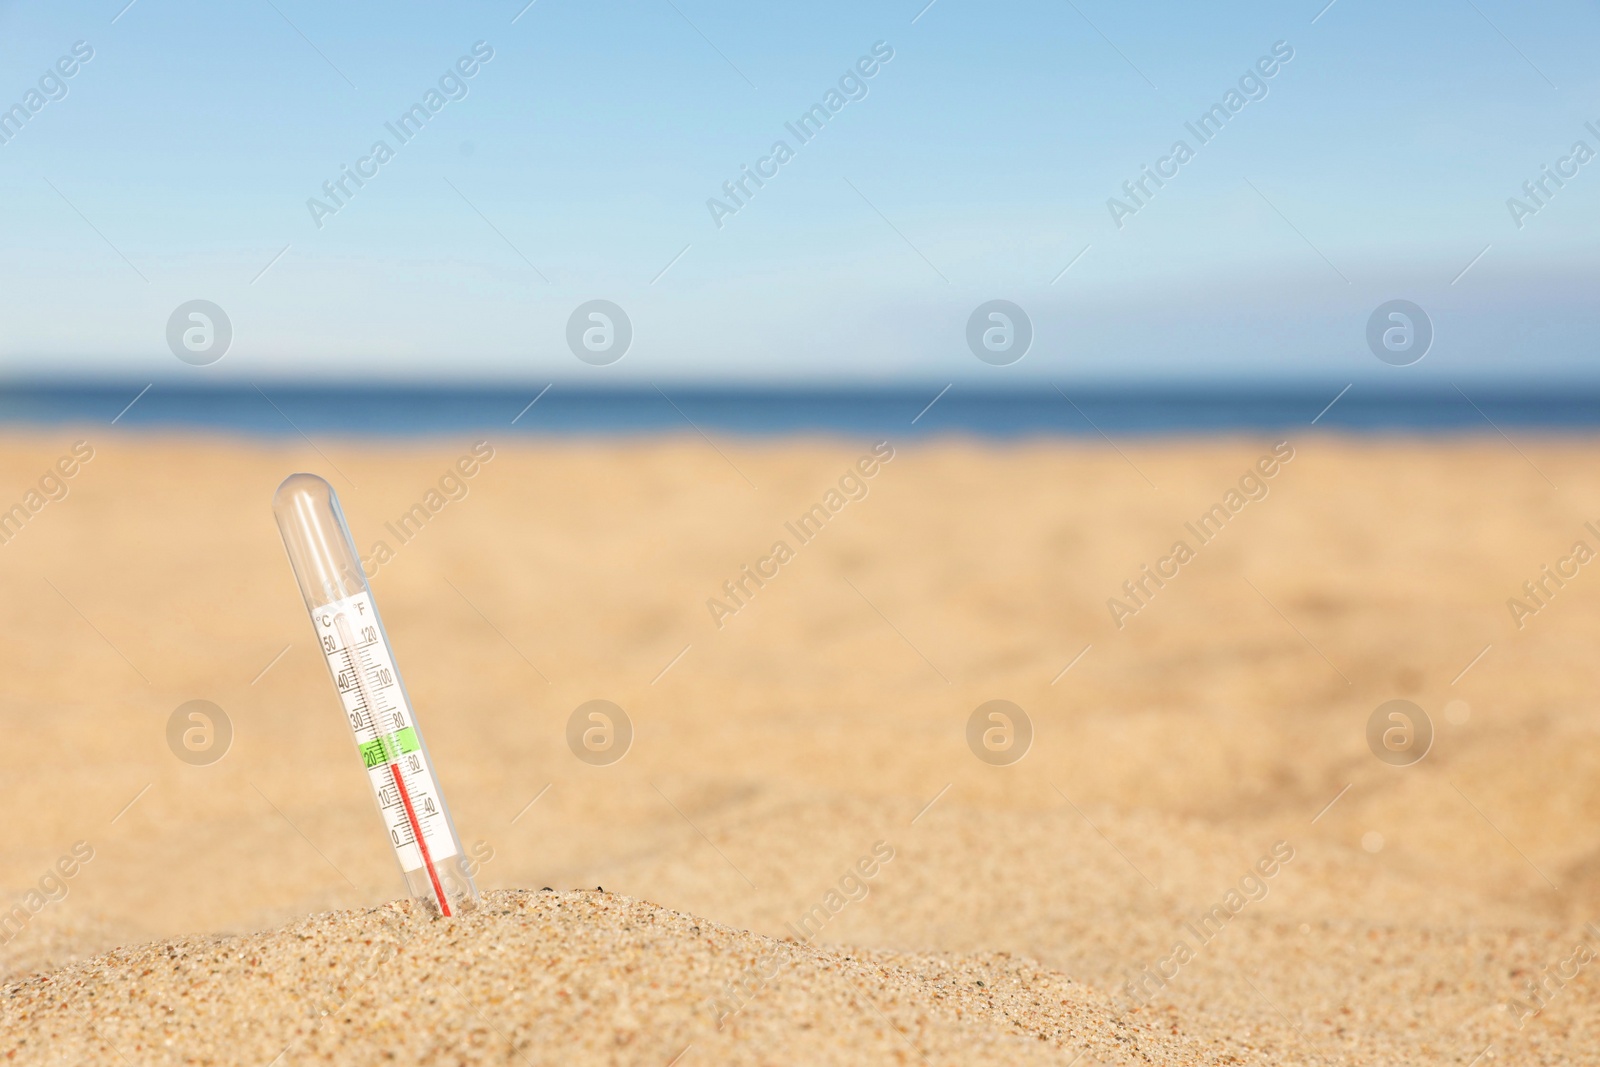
[1,382,1598,437]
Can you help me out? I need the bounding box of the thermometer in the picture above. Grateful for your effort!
[272,473,477,917]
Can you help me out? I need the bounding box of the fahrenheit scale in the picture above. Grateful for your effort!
[273,473,478,917]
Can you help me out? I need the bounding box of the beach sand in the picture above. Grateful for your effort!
[1,431,1597,1064]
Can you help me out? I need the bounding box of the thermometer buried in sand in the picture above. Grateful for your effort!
[273,473,478,917]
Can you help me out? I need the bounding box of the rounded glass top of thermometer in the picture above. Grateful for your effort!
[272,473,477,917]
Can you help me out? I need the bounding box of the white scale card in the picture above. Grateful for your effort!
[314,592,458,872]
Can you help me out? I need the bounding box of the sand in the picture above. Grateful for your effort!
[1,431,1597,1064]
[3,890,1199,1065]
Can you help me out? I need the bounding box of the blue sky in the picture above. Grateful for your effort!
[0,0,1597,384]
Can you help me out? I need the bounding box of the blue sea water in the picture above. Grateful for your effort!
[0,383,1596,437]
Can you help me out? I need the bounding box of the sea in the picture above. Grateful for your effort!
[0,383,1597,437]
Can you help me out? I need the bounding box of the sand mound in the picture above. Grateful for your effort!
[2,889,1194,1066]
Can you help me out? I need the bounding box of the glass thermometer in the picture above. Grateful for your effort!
[272,473,477,917]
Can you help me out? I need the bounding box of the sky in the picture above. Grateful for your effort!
[0,0,1597,385]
